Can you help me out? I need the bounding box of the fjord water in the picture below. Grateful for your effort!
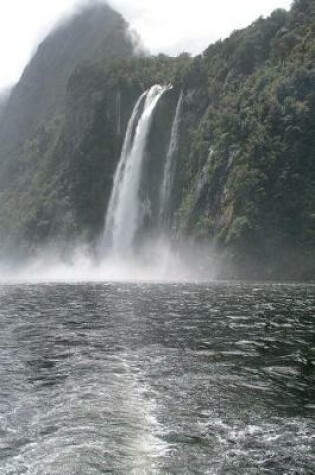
[0,282,314,474]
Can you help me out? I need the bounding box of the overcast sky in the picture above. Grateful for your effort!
[0,0,293,91]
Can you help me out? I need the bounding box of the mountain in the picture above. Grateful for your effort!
[174,0,315,279]
[0,2,134,150]
[0,1,137,256]
[0,0,314,279]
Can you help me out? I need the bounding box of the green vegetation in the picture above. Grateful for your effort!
[0,0,314,279]
[174,0,315,279]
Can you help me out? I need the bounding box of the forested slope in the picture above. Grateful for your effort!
[0,0,313,279]
[175,0,315,278]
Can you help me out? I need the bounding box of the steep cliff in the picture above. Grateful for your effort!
[0,0,314,279]
[0,3,134,149]
[174,0,315,279]
[0,2,137,255]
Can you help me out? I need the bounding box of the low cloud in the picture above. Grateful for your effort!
[0,0,292,89]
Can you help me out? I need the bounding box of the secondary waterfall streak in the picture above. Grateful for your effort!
[103,84,169,256]
[159,90,183,227]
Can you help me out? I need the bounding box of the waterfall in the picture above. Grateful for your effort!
[102,84,169,256]
[159,90,183,227]
[116,89,121,136]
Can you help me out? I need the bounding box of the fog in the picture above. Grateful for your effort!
[0,0,293,90]
[0,86,11,117]
[0,238,218,284]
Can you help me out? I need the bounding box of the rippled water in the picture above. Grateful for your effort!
[0,282,314,474]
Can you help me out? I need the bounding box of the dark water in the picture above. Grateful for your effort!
[0,282,314,474]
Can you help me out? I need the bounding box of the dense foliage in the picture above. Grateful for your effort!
[175,0,315,278]
[0,0,313,279]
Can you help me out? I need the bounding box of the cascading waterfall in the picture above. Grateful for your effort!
[159,90,183,227]
[102,84,169,256]
[16,86,212,282]
[116,89,121,136]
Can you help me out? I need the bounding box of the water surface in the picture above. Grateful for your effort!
[0,282,314,474]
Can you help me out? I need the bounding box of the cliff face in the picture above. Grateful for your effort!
[0,0,314,279]
[0,2,136,255]
[174,0,315,279]
[0,3,134,150]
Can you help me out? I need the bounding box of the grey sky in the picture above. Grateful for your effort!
[0,0,293,91]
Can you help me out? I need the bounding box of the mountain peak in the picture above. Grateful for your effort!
[0,1,135,148]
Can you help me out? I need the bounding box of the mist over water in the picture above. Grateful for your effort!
[0,236,217,284]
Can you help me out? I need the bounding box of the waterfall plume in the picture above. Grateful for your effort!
[101,84,170,257]
[92,84,215,281]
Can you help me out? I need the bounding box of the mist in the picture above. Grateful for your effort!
[0,88,11,118]
[0,237,219,284]
[0,0,293,90]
